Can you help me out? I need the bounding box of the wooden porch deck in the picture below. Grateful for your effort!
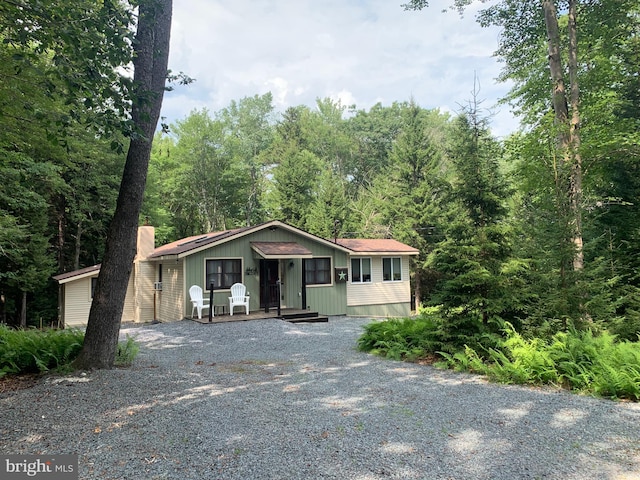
[190,308,319,324]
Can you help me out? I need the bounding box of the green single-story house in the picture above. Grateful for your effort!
[53,220,419,327]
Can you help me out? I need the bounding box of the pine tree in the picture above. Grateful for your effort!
[369,101,451,310]
[427,104,513,352]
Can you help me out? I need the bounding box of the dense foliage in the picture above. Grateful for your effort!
[1,1,638,387]
[358,317,640,400]
[0,325,84,376]
[0,326,139,376]
[353,0,640,400]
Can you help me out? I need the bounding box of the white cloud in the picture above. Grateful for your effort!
[264,77,290,109]
[162,0,517,137]
[329,89,357,108]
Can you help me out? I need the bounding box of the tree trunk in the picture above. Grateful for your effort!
[543,1,569,128]
[57,209,65,271]
[19,291,27,328]
[567,0,584,271]
[0,291,5,324]
[413,266,421,313]
[74,0,172,369]
[74,222,82,271]
[542,0,584,272]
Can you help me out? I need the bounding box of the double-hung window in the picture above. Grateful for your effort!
[206,259,242,289]
[305,257,331,285]
[382,257,402,282]
[350,258,372,283]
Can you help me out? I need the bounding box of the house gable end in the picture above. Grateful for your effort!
[150,220,353,261]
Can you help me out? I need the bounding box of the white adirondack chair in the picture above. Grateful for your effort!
[228,283,250,315]
[189,285,210,319]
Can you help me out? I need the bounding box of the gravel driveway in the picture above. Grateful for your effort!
[1,317,639,479]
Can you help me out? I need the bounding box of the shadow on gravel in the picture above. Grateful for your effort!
[1,318,639,479]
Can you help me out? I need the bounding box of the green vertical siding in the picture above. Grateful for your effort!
[183,228,350,316]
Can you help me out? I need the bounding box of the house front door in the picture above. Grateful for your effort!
[259,259,279,310]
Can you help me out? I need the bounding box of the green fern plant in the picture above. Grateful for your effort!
[0,326,84,377]
[115,335,139,366]
[358,317,438,361]
[358,316,640,400]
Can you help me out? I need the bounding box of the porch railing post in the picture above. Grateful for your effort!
[277,278,281,317]
[208,282,214,323]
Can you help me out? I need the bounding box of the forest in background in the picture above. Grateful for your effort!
[1,1,639,350]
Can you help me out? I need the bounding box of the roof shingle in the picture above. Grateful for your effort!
[334,238,419,254]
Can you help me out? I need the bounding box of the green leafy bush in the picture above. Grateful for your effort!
[358,317,640,400]
[549,330,640,399]
[0,325,84,377]
[358,311,503,362]
[484,325,559,384]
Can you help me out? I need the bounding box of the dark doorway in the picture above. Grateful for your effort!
[259,259,279,310]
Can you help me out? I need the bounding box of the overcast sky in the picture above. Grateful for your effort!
[161,0,517,137]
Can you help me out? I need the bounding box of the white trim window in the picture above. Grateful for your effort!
[305,257,332,285]
[206,258,242,289]
[382,257,402,282]
[351,257,372,283]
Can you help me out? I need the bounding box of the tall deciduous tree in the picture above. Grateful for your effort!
[404,0,585,271]
[54,129,127,272]
[305,98,354,181]
[542,0,583,271]
[170,109,239,233]
[347,102,405,188]
[405,0,639,332]
[0,41,63,325]
[0,152,60,327]
[75,0,172,369]
[142,132,179,244]
[0,2,140,326]
[475,0,639,328]
[0,0,135,143]
[219,93,275,225]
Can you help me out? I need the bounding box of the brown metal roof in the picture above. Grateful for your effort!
[334,238,419,255]
[53,223,420,285]
[148,226,253,258]
[250,242,313,259]
[53,264,101,283]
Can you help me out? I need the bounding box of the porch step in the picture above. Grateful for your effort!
[281,311,329,323]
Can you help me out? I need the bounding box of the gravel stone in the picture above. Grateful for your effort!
[1,317,639,479]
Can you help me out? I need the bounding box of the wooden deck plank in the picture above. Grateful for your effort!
[190,309,312,324]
